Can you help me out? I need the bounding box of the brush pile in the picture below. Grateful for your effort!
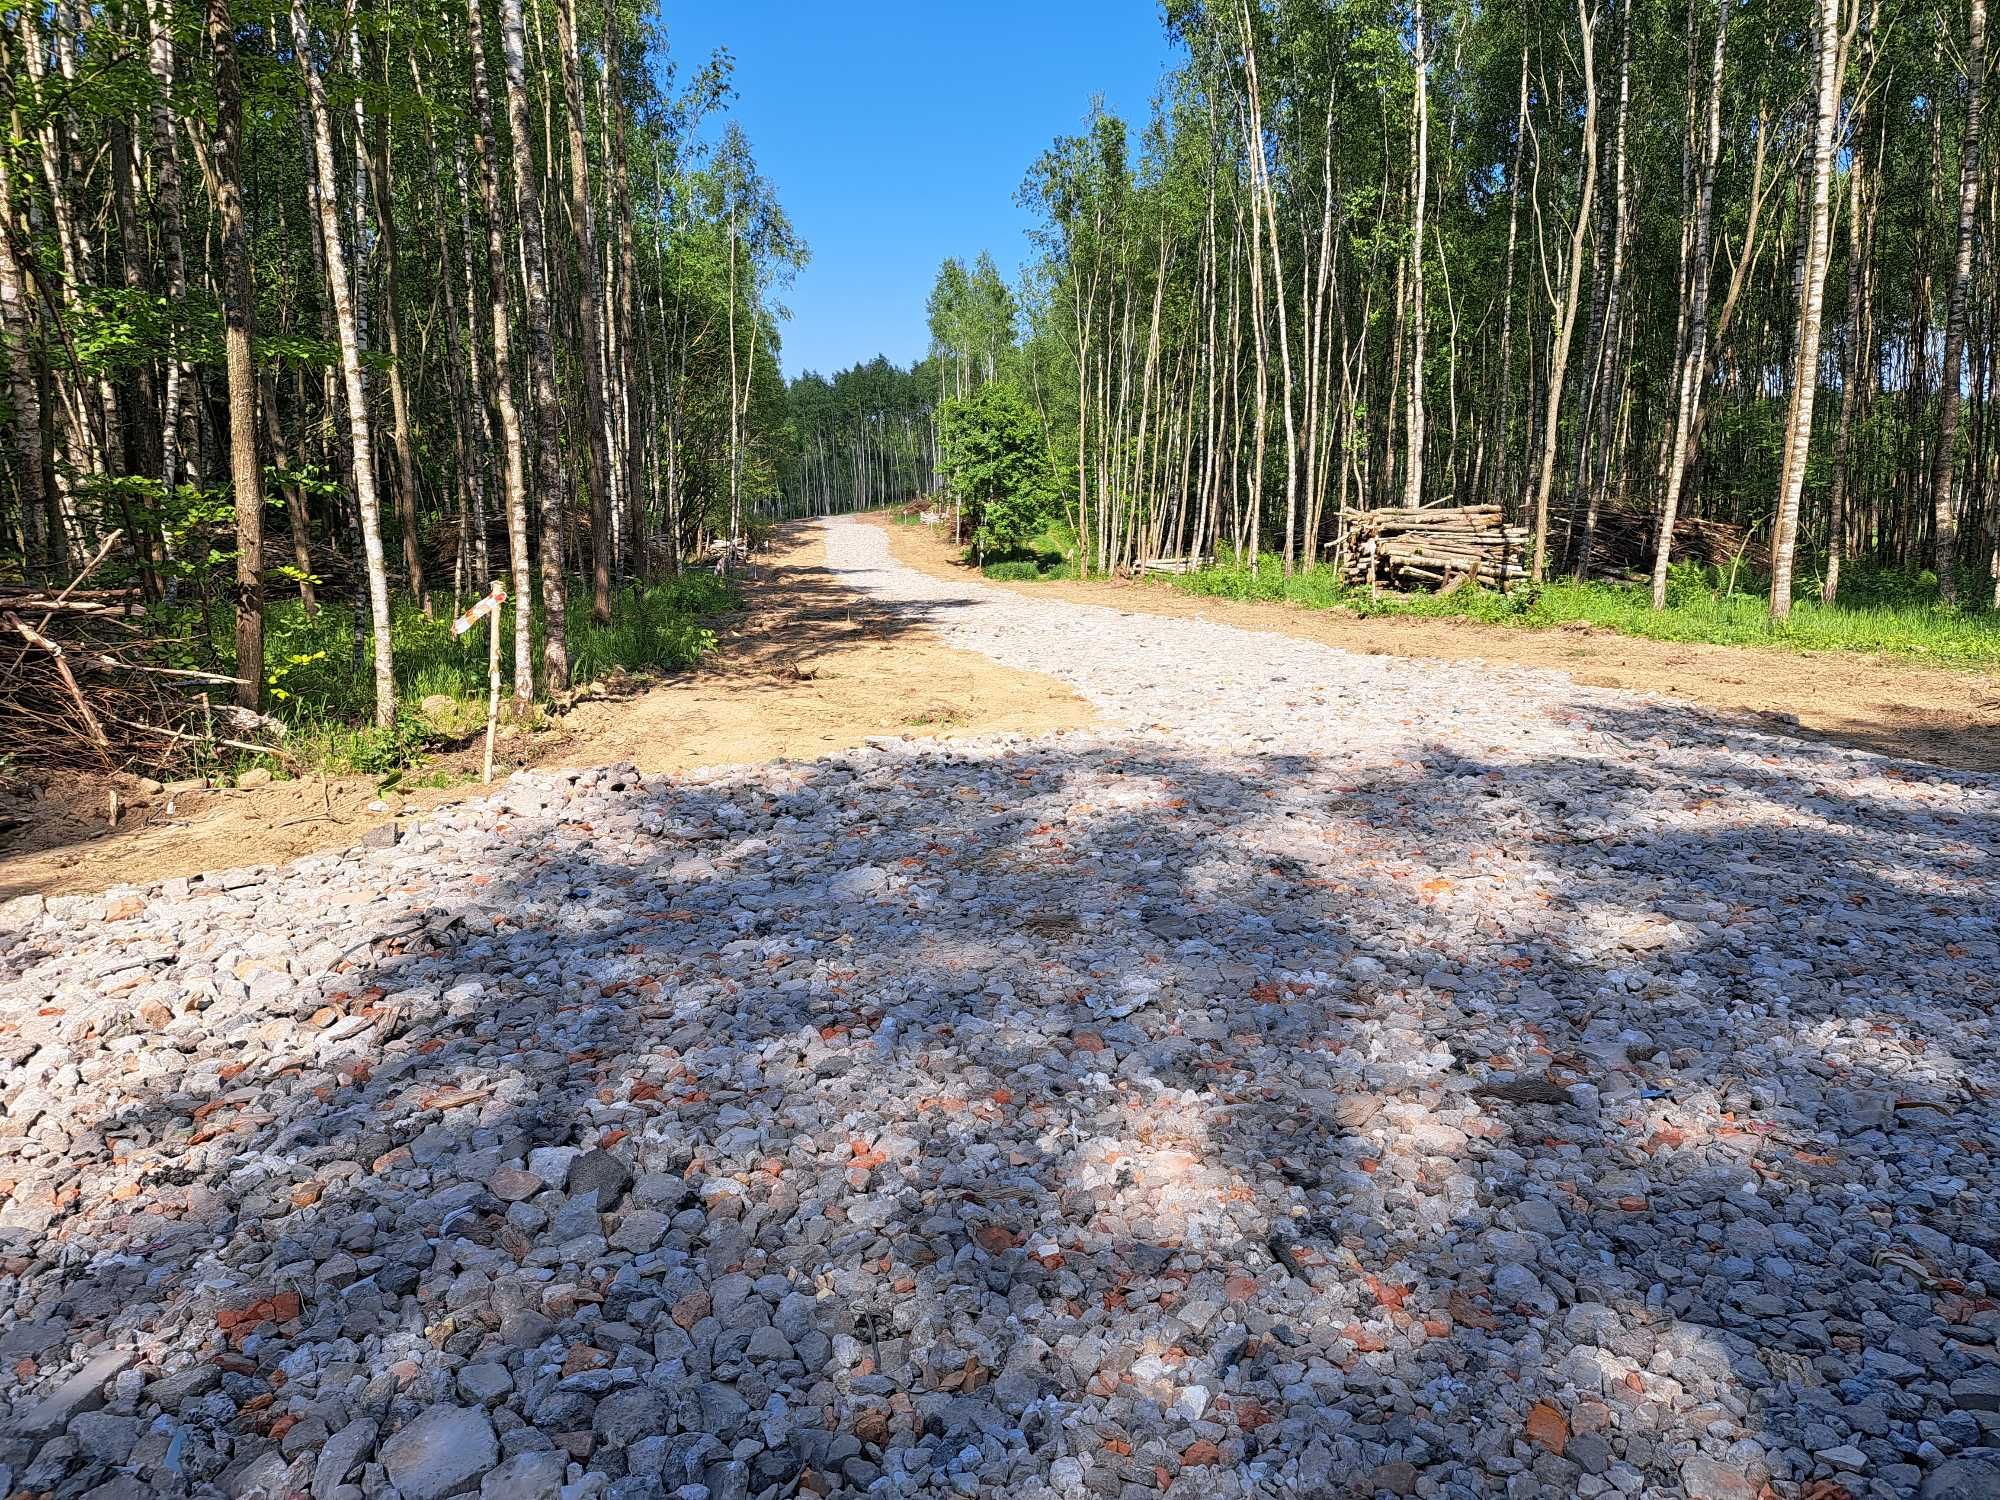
[1582,506,1762,576]
[2,536,280,773]
[1339,505,1526,591]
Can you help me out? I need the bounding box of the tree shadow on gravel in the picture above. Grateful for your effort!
[2,711,1996,1499]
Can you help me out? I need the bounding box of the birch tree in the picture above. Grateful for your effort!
[1530,0,1599,583]
[1650,0,1728,608]
[497,0,569,692]
[1928,0,1986,607]
[295,0,396,726]
[1768,0,1847,621]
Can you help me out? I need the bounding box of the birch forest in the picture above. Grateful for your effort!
[1,0,801,755]
[789,0,2000,632]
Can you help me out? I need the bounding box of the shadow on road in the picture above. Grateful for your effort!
[3,688,1995,1497]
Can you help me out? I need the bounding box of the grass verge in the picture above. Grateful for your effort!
[1164,556,2000,668]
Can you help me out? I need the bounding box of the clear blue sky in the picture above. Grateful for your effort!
[663,2,1176,381]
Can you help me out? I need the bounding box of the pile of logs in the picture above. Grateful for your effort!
[1339,505,1525,591]
[2,534,280,773]
[1136,555,1212,576]
[704,535,751,575]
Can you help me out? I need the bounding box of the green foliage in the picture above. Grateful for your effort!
[263,648,328,704]
[939,384,1059,557]
[978,514,1079,579]
[569,577,731,684]
[187,571,737,774]
[70,286,171,375]
[344,710,445,776]
[1663,561,1714,609]
[928,253,1017,388]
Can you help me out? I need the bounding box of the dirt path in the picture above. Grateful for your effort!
[0,524,1090,899]
[875,514,2000,773]
[12,512,1989,901]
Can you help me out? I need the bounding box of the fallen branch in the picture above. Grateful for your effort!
[83,658,249,685]
[6,611,111,751]
[102,713,293,764]
[35,528,124,633]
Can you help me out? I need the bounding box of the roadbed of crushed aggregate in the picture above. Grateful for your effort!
[0,516,1996,1500]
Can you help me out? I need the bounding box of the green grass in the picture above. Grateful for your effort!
[162,572,738,776]
[976,515,1081,581]
[1161,554,2000,668]
[570,574,737,684]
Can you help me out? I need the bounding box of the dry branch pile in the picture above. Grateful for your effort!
[1583,506,1763,576]
[1339,505,1526,591]
[1,536,281,773]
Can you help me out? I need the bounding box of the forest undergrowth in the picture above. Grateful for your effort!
[163,572,738,779]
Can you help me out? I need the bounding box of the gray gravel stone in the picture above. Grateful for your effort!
[566,1148,632,1206]
[17,1349,135,1439]
[66,1411,140,1465]
[1922,1450,2000,1500]
[1953,1372,2000,1414]
[381,1405,498,1500]
[479,1450,566,1500]
[312,1418,379,1500]
[458,1365,514,1403]
[593,1386,668,1447]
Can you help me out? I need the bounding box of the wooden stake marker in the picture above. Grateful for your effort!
[452,581,507,783]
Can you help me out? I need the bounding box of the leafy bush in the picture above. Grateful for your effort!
[938,384,1059,557]
[976,514,1078,580]
[1663,561,1714,609]
[570,580,724,684]
[344,710,443,775]
[651,571,741,616]
[981,547,1078,581]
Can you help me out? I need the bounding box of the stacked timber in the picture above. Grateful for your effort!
[1137,555,1211,576]
[1339,505,1525,591]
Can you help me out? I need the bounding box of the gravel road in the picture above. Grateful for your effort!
[1,516,1995,1500]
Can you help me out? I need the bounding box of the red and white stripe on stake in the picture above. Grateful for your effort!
[452,583,507,637]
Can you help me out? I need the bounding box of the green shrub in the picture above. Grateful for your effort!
[345,710,443,775]
[569,579,729,683]
[976,514,1079,580]
[1663,560,1714,609]
[938,384,1059,557]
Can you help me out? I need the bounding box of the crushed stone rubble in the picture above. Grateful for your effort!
[0,518,1995,1500]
